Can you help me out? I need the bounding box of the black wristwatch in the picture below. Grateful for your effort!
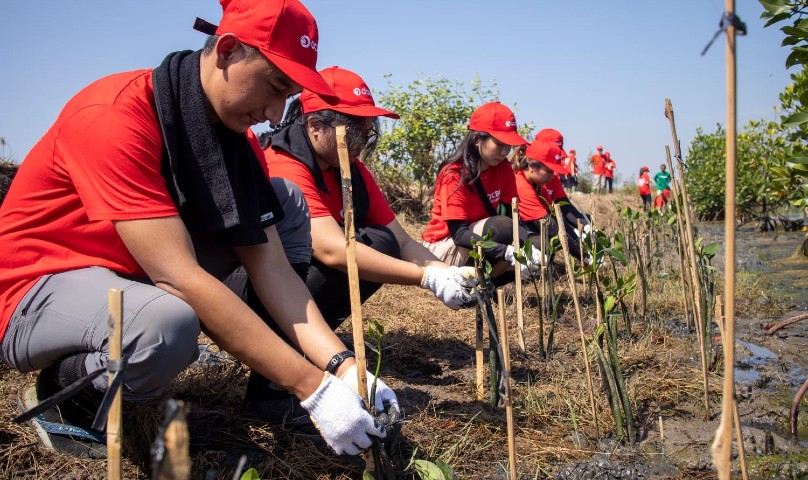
[325,350,355,375]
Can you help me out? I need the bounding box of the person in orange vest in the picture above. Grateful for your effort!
[603,152,616,193]
[562,148,579,192]
[590,146,605,193]
[638,166,652,211]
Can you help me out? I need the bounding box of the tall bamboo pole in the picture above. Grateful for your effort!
[512,198,526,353]
[497,290,517,480]
[711,3,739,477]
[107,289,123,480]
[665,146,694,330]
[665,100,710,420]
[335,126,368,404]
[553,203,599,440]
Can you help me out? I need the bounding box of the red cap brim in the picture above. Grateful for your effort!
[264,51,338,102]
[542,161,569,175]
[490,131,527,146]
[326,104,400,119]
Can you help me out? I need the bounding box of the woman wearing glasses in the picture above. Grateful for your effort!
[264,67,476,331]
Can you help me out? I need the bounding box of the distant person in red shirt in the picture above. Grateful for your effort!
[563,148,579,192]
[591,146,605,193]
[513,141,588,262]
[653,191,667,211]
[423,102,532,284]
[603,152,616,193]
[638,166,652,211]
[265,66,476,330]
[0,0,389,459]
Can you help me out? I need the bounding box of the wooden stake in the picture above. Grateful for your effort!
[497,289,517,480]
[711,3,739,475]
[553,203,599,440]
[511,198,526,354]
[475,304,485,401]
[107,289,123,480]
[335,126,368,404]
[666,100,710,420]
[155,400,191,480]
[665,146,693,330]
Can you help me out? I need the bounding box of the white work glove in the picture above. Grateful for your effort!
[340,364,400,414]
[575,222,592,240]
[299,373,386,456]
[505,245,544,276]
[420,266,478,310]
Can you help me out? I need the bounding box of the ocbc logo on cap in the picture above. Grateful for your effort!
[352,87,374,98]
[505,120,517,128]
[300,35,318,52]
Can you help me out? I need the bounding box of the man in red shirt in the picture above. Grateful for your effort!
[0,0,391,459]
[591,146,605,193]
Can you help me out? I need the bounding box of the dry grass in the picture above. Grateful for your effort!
[0,192,747,478]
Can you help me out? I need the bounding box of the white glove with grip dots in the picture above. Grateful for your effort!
[299,373,386,456]
[340,364,400,414]
[421,266,477,309]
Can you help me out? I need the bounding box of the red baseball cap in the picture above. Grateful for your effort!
[468,102,527,146]
[525,141,569,175]
[535,128,564,148]
[604,152,611,159]
[300,66,399,118]
[597,145,603,151]
[196,0,336,100]
[641,166,650,172]
[570,148,576,154]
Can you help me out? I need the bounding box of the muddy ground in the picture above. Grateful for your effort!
[0,192,807,479]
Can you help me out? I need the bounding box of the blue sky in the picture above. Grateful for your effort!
[0,1,793,185]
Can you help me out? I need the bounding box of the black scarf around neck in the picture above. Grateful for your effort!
[152,50,280,246]
[270,123,370,224]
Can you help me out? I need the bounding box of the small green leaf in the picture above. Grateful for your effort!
[604,295,616,314]
[783,112,808,127]
[760,0,788,16]
[702,243,721,258]
[413,459,448,480]
[603,248,628,266]
[241,468,260,480]
[435,460,458,480]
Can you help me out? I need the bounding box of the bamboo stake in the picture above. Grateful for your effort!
[539,219,548,359]
[155,400,191,480]
[666,100,710,420]
[475,305,485,400]
[553,203,599,440]
[497,289,517,480]
[715,296,749,480]
[335,126,368,403]
[711,3,739,476]
[107,289,123,480]
[665,146,693,330]
[512,198,526,353]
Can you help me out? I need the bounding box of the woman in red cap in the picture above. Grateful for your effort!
[638,166,652,211]
[514,141,588,262]
[422,102,536,282]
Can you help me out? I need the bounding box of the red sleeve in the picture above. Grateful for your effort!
[58,105,176,221]
[356,161,395,226]
[266,150,333,218]
[514,170,549,221]
[438,168,486,222]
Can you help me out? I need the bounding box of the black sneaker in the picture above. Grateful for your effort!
[242,387,320,436]
[16,368,107,460]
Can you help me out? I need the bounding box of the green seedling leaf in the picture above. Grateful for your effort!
[413,459,449,480]
[760,0,788,17]
[594,323,606,338]
[364,473,376,480]
[604,295,616,314]
[783,111,808,127]
[604,248,628,266]
[435,460,458,480]
[241,468,260,480]
[469,251,480,260]
[701,242,721,258]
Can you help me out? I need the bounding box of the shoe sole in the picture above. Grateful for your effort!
[18,385,107,460]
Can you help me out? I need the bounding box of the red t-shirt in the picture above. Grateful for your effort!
[514,170,552,221]
[266,149,395,225]
[422,160,517,243]
[604,159,616,178]
[638,173,651,195]
[565,153,577,175]
[591,154,605,175]
[0,70,270,340]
